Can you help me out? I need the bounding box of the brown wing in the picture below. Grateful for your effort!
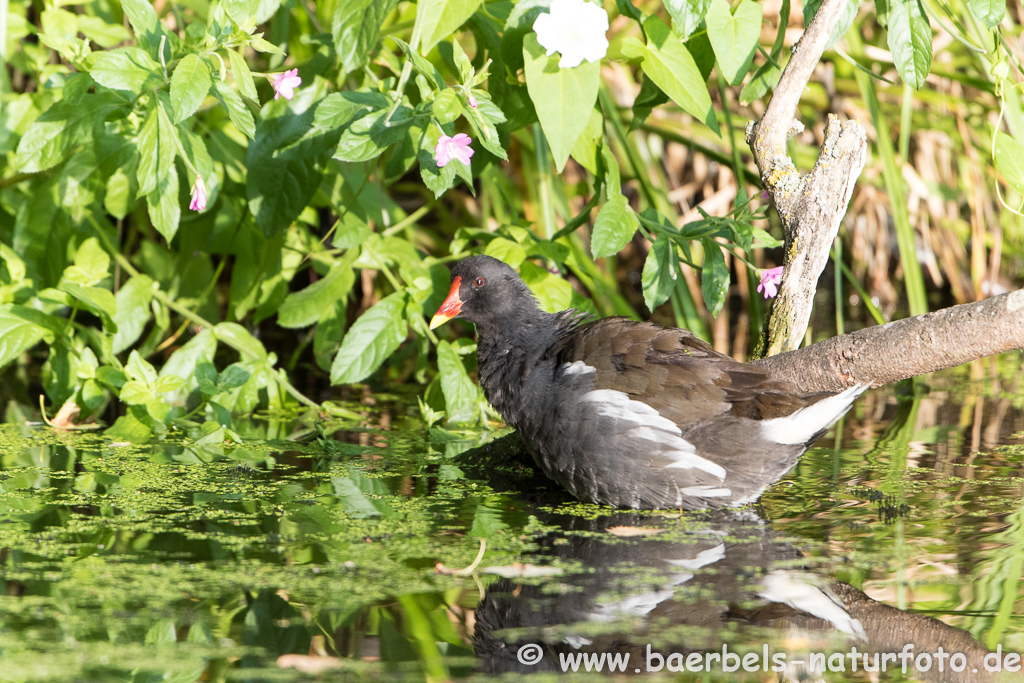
[553,318,818,430]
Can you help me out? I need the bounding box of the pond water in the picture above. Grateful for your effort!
[1,354,1023,682]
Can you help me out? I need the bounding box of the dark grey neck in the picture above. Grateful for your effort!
[474,306,565,429]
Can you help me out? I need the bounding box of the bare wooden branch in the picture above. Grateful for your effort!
[746,0,867,356]
[750,290,1024,392]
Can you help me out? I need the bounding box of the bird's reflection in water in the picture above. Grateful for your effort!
[459,439,1011,683]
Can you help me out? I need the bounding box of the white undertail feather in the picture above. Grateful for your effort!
[759,384,868,446]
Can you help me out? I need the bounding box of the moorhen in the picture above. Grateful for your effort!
[430,255,866,509]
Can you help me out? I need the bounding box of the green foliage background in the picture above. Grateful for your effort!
[0,0,1022,435]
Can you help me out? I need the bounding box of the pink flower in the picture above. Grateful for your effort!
[189,175,207,211]
[468,94,478,109]
[434,133,474,168]
[757,266,784,299]
[270,69,301,100]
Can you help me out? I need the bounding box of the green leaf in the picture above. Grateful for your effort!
[705,0,762,86]
[68,237,111,285]
[330,292,408,384]
[214,322,269,361]
[640,16,719,135]
[77,16,132,48]
[739,63,781,103]
[888,0,932,89]
[137,99,178,197]
[313,92,382,132]
[436,340,478,423]
[16,87,119,173]
[96,366,128,390]
[278,262,355,329]
[121,0,166,56]
[464,96,508,160]
[219,364,252,391]
[641,236,678,312]
[223,0,259,26]
[484,237,527,268]
[591,195,639,258]
[90,47,160,93]
[995,132,1024,194]
[334,109,410,162]
[451,38,473,82]
[432,90,463,124]
[0,304,49,371]
[417,0,484,55]
[227,49,259,101]
[247,96,341,235]
[520,262,573,312]
[160,329,217,387]
[664,0,712,41]
[153,374,186,393]
[523,33,601,172]
[569,108,603,173]
[968,0,1004,28]
[333,0,399,75]
[146,164,180,243]
[700,237,729,315]
[630,76,669,131]
[120,380,156,405]
[392,37,446,89]
[112,275,154,354]
[212,80,256,139]
[62,282,119,332]
[170,54,213,123]
[126,350,159,385]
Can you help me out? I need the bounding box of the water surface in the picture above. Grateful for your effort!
[1,355,1022,682]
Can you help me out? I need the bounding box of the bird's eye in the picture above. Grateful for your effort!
[474,277,485,287]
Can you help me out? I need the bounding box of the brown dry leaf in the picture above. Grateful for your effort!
[277,654,343,673]
[50,400,81,429]
[605,526,667,537]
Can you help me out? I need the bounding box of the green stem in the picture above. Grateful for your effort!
[718,78,748,205]
[384,1,425,127]
[382,203,434,237]
[533,125,556,239]
[550,195,599,240]
[599,88,659,208]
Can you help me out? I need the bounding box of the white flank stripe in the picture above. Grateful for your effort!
[581,389,726,479]
[760,384,868,445]
[629,426,693,449]
[665,454,728,479]
[583,390,682,433]
[561,360,596,376]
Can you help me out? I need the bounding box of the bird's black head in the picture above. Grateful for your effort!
[430,255,541,330]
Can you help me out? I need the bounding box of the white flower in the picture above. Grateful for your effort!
[532,0,610,69]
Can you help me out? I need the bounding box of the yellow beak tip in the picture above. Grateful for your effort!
[429,314,450,330]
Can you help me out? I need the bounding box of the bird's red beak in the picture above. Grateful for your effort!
[430,276,463,329]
